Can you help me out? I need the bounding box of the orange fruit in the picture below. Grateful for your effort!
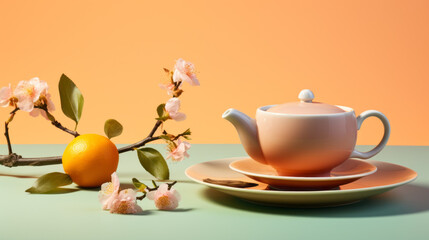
[62,134,119,187]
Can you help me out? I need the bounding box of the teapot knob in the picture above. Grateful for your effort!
[298,89,314,103]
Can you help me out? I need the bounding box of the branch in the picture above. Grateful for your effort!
[0,154,62,167]
[136,180,177,201]
[4,107,19,155]
[4,122,13,155]
[117,120,162,153]
[0,120,164,167]
[34,107,80,137]
[51,120,79,138]
[172,129,191,141]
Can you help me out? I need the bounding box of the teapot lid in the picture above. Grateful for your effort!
[267,89,346,114]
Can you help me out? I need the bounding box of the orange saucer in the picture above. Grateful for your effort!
[229,158,377,190]
[185,157,417,207]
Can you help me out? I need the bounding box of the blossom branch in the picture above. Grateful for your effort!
[172,129,191,141]
[0,58,198,169]
[34,106,80,138]
[136,193,146,201]
[4,156,62,166]
[117,120,162,153]
[9,107,19,115]
[4,122,13,155]
[4,107,19,155]
[135,180,177,201]
[0,119,164,167]
[51,120,80,138]
[0,107,79,167]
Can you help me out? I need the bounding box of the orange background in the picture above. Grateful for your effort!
[0,0,428,145]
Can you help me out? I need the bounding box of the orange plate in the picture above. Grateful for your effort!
[185,157,417,207]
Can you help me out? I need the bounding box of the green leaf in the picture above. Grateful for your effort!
[157,104,165,118]
[104,119,123,139]
[132,178,148,192]
[159,135,171,141]
[183,135,191,140]
[182,128,191,136]
[136,147,170,180]
[156,103,169,121]
[26,172,73,194]
[59,74,84,130]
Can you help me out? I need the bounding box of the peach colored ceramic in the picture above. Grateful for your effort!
[185,157,417,207]
[229,158,377,190]
[223,90,391,177]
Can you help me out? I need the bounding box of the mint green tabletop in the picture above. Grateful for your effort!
[0,145,428,240]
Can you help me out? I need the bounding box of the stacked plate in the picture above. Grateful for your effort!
[185,157,417,207]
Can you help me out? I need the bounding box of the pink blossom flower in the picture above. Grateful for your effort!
[110,188,143,214]
[146,183,181,210]
[165,97,186,121]
[29,93,56,120]
[13,77,48,112]
[173,58,200,86]
[98,174,143,214]
[159,83,175,96]
[98,172,120,210]
[0,84,14,107]
[167,139,191,162]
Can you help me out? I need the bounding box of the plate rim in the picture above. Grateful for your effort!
[185,157,418,196]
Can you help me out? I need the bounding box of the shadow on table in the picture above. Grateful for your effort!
[128,208,194,216]
[44,188,80,194]
[0,173,38,178]
[201,183,429,218]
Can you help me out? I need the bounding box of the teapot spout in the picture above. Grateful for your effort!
[222,109,266,164]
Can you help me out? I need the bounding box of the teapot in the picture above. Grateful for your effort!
[222,89,390,177]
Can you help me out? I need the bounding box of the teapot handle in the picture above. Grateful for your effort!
[349,110,391,159]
